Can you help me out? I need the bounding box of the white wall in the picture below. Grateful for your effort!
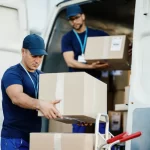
[0,0,28,136]
[0,0,63,136]
[26,0,62,35]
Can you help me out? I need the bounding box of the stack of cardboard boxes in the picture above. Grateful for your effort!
[30,133,95,150]
[30,72,107,149]
[30,35,131,149]
[110,71,130,134]
[85,34,131,135]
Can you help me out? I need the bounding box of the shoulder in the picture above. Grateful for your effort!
[62,30,74,40]
[88,27,109,36]
[36,69,43,74]
[2,64,23,89]
[3,64,22,78]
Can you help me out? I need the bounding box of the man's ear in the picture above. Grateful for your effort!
[22,48,26,56]
[82,14,85,21]
[22,48,24,53]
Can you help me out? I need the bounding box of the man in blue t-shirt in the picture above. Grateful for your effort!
[1,34,62,150]
[61,4,109,133]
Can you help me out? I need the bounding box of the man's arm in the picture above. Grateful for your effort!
[63,51,108,69]
[6,84,62,119]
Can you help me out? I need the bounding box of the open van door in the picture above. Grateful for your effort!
[0,0,28,131]
[126,0,150,149]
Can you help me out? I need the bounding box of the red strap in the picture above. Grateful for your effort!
[120,131,142,142]
[107,132,128,144]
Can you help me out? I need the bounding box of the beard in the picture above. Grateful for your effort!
[73,23,83,31]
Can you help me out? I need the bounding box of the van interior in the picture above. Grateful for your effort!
[42,0,135,135]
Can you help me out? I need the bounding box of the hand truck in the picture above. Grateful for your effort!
[95,113,142,150]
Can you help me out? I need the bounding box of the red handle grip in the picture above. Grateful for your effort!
[120,131,142,143]
[107,132,128,144]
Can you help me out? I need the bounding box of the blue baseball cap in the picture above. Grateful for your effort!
[22,34,48,56]
[66,4,82,19]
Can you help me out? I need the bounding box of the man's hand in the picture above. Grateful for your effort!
[63,51,109,70]
[39,100,62,119]
[89,61,109,69]
[77,122,93,126]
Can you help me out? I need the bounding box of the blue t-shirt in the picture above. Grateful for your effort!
[1,64,42,142]
[61,27,109,78]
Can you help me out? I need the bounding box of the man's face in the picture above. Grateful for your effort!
[69,14,85,30]
[22,49,43,71]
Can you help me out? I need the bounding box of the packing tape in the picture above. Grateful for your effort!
[55,73,64,114]
[102,37,109,59]
[54,133,62,150]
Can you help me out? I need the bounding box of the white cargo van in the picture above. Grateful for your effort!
[0,0,150,149]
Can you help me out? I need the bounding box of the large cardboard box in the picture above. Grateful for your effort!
[38,72,107,123]
[30,133,95,150]
[84,35,130,70]
[114,91,125,104]
[49,120,72,133]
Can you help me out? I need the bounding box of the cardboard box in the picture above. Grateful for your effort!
[85,35,130,70]
[38,72,107,123]
[108,111,122,131]
[48,120,72,133]
[128,70,131,85]
[30,133,95,150]
[114,91,125,104]
[125,86,130,104]
[123,112,128,132]
[113,71,129,90]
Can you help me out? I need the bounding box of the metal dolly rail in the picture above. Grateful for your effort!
[95,113,142,150]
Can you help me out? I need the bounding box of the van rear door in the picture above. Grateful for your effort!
[0,0,28,131]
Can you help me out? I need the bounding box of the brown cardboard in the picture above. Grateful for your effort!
[128,70,131,85]
[30,133,95,150]
[125,86,130,104]
[84,35,130,70]
[38,72,107,123]
[113,71,129,90]
[114,91,125,104]
[48,120,72,133]
[123,112,128,132]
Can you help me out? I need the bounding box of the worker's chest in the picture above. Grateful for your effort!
[22,72,38,99]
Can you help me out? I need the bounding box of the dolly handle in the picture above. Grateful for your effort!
[107,132,128,144]
[120,131,142,142]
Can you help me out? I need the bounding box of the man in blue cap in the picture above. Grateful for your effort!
[1,34,62,150]
[61,4,109,133]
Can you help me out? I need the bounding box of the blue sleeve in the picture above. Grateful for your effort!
[61,33,73,53]
[2,70,22,89]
